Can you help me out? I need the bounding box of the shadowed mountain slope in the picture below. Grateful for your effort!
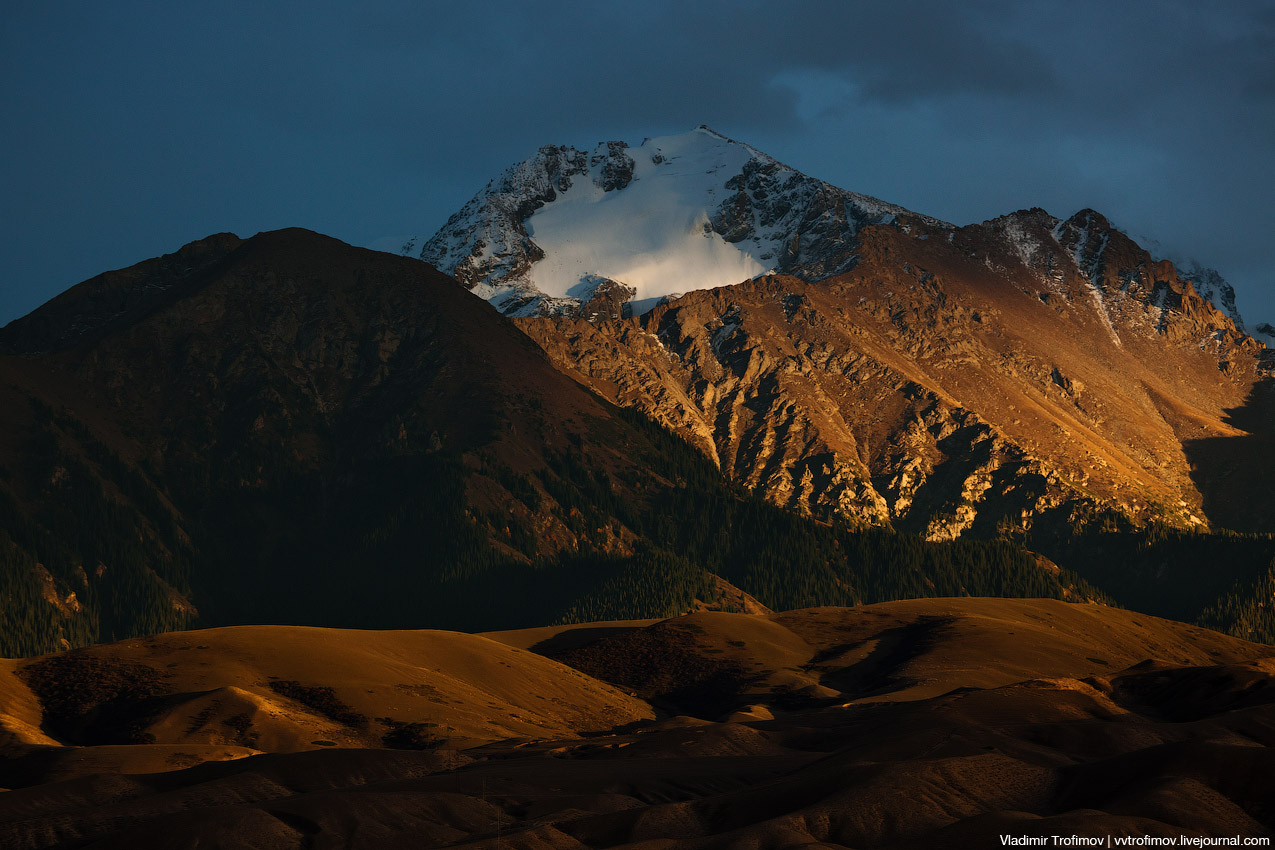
[0,229,724,648]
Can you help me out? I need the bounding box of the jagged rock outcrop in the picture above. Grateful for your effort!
[577,275,637,321]
[980,208,1259,360]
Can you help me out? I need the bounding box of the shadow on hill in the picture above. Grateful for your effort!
[1184,378,1275,533]
[527,624,654,657]
[820,616,954,701]
[541,622,762,719]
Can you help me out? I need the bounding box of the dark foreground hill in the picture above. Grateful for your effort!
[0,230,1101,655]
[0,599,1272,847]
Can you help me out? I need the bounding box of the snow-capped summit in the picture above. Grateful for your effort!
[405,127,948,317]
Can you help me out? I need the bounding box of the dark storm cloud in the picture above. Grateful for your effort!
[2,0,1272,326]
[673,0,1060,102]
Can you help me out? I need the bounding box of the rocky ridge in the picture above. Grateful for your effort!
[408,127,1251,334]
[520,207,1271,539]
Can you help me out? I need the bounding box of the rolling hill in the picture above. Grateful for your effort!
[1,599,1271,847]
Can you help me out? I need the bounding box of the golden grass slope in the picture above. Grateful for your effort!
[490,598,1273,710]
[1,625,653,767]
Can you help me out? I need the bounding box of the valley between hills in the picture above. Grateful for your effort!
[1,127,1274,844]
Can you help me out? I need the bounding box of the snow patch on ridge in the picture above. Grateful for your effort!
[526,131,771,303]
[1052,216,1121,347]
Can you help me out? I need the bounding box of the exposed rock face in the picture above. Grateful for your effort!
[1174,261,1244,329]
[520,212,1272,538]
[1004,209,1258,356]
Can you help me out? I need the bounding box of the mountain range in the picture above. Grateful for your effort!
[0,126,1273,656]
[405,127,1251,326]
[406,127,1275,627]
[406,127,1273,537]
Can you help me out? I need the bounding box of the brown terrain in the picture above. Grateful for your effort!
[0,228,790,651]
[1,598,1273,847]
[520,209,1274,538]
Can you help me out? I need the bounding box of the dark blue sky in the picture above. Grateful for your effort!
[4,0,1273,328]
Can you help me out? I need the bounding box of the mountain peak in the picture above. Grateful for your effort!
[1067,208,1111,230]
[408,130,947,318]
[403,130,1251,333]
